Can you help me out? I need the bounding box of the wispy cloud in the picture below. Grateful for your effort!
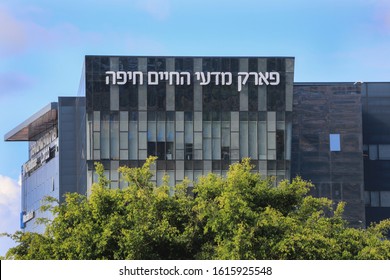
[0,175,21,256]
[0,6,28,56]
[0,72,35,95]
[136,0,171,20]
[374,0,390,34]
[0,5,99,57]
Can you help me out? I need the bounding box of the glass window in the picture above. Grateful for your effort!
[120,132,128,149]
[129,120,138,160]
[120,111,128,131]
[148,142,156,156]
[330,134,341,152]
[101,113,110,159]
[120,150,128,160]
[139,112,147,131]
[212,122,221,138]
[138,132,147,149]
[166,119,174,142]
[147,122,156,142]
[276,130,285,160]
[267,112,276,132]
[93,111,100,131]
[381,191,390,207]
[221,146,230,160]
[258,122,267,160]
[221,126,230,148]
[176,85,193,111]
[268,132,276,150]
[371,191,380,206]
[212,139,221,160]
[249,121,258,159]
[166,142,174,160]
[110,86,119,111]
[185,144,193,160]
[369,145,378,160]
[176,112,184,131]
[364,191,370,206]
[110,113,119,160]
[194,132,202,150]
[176,132,184,149]
[93,132,100,149]
[203,139,211,160]
[240,121,248,158]
[378,145,390,160]
[157,142,166,160]
[157,118,166,142]
[185,119,193,144]
[111,161,119,181]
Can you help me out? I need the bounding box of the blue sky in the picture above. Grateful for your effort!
[1,0,390,256]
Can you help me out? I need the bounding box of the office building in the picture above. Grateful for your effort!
[4,56,390,230]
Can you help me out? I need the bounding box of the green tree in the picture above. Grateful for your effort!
[3,157,390,260]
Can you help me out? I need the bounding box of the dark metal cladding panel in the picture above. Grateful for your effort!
[292,84,364,227]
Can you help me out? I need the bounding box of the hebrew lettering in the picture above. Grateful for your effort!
[258,72,270,85]
[105,70,280,90]
[132,71,143,85]
[249,72,259,85]
[180,72,191,85]
[269,72,280,85]
[221,72,232,85]
[116,71,128,85]
[148,72,159,85]
[195,72,211,85]
[105,71,116,85]
[237,72,250,92]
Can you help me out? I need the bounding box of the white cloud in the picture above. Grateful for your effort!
[0,174,21,257]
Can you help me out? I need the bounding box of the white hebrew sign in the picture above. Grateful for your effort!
[105,71,280,92]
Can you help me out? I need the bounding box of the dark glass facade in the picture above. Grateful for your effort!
[85,56,294,188]
[362,83,390,225]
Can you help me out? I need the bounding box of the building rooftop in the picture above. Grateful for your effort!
[4,102,58,141]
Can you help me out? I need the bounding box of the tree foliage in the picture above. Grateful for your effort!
[3,157,390,260]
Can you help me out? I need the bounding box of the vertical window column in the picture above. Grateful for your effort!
[91,111,101,160]
[101,112,110,159]
[212,112,221,160]
[138,111,147,159]
[147,112,156,157]
[166,111,175,160]
[258,58,267,111]
[258,112,267,160]
[194,111,203,160]
[110,112,119,160]
[203,112,212,160]
[230,111,239,160]
[119,111,128,160]
[221,112,230,161]
[129,112,138,160]
[184,112,193,160]
[248,112,258,159]
[267,112,276,160]
[239,112,248,158]
[176,111,184,160]
[239,58,248,111]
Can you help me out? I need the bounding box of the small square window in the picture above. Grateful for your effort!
[330,134,341,152]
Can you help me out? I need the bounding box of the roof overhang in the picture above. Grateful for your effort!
[4,103,58,141]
